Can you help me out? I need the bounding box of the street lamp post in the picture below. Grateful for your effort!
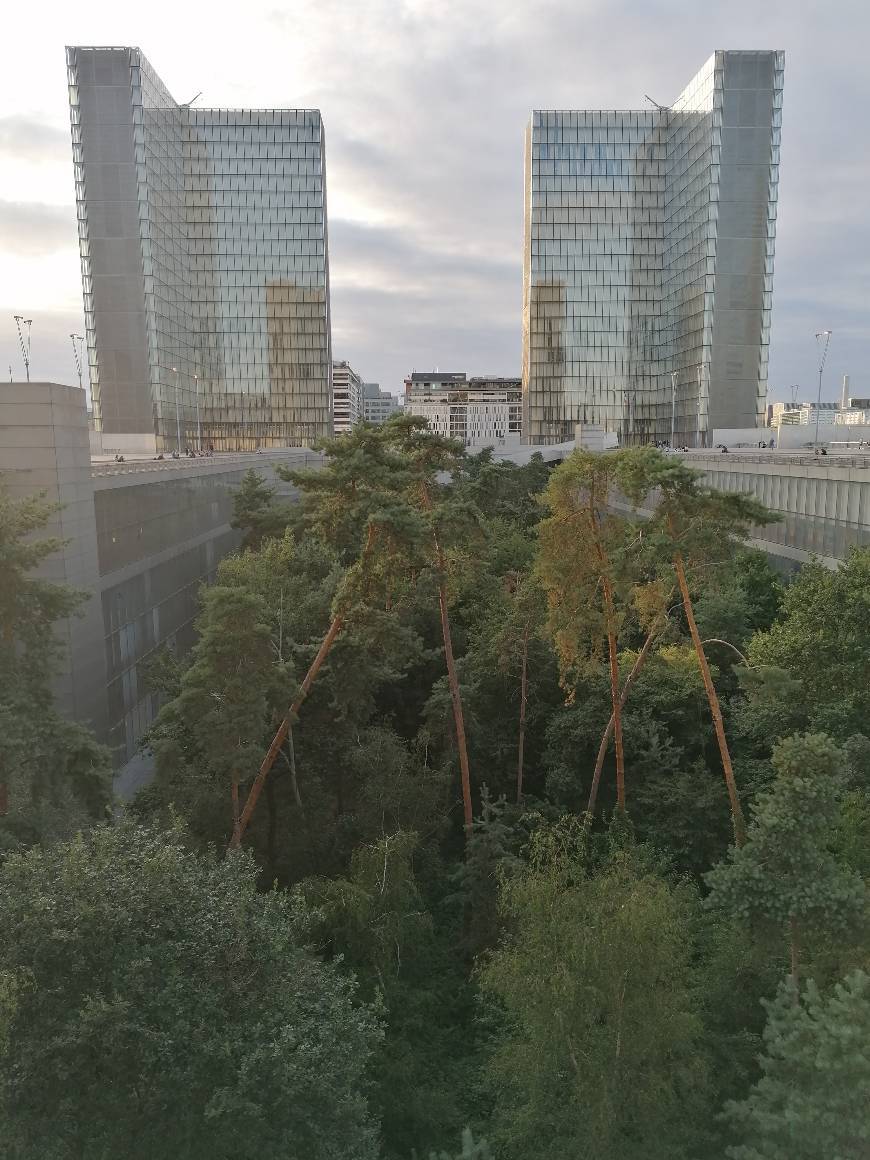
[670,370,677,448]
[194,373,202,452]
[13,316,32,382]
[70,333,84,390]
[171,366,182,453]
[696,364,703,448]
[814,331,832,449]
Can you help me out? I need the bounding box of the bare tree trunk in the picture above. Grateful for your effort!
[586,613,664,819]
[265,775,277,880]
[231,611,344,849]
[286,725,302,808]
[421,483,473,833]
[516,624,529,805]
[673,549,746,847]
[232,524,380,850]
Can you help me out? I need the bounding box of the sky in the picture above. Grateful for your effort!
[0,0,867,405]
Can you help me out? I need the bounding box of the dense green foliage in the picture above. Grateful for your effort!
[725,970,870,1158]
[2,437,869,1157]
[0,823,381,1159]
[0,483,111,850]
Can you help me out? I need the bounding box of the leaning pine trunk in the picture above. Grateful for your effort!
[516,624,530,805]
[231,523,379,850]
[231,611,345,849]
[673,549,747,847]
[586,611,665,819]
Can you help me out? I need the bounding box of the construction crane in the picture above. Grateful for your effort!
[13,315,32,382]
[70,333,84,390]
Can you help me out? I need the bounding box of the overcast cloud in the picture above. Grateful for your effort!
[0,0,867,402]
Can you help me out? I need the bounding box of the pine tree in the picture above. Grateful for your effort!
[0,483,111,847]
[537,451,655,813]
[705,732,868,986]
[382,415,485,833]
[233,423,426,845]
[725,970,870,1160]
[618,448,776,845]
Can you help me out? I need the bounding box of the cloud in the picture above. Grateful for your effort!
[1,0,868,402]
[0,201,76,256]
[0,116,69,164]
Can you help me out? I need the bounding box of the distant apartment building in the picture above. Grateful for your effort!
[523,50,784,446]
[770,401,838,426]
[404,372,522,447]
[332,360,363,434]
[362,383,401,424]
[836,399,870,426]
[67,46,332,452]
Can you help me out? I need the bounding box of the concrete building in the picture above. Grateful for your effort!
[523,50,783,446]
[404,373,522,447]
[332,360,363,435]
[67,46,332,453]
[632,450,870,572]
[362,383,401,424]
[770,401,838,426]
[1,382,320,764]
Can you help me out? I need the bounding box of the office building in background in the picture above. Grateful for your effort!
[67,46,332,452]
[523,50,783,445]
[362,382,401,424]
[332,360,363,434]
[404,372,522,447]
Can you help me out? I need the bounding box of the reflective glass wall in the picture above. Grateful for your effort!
[67,47,332,450]
[523,50,783,445]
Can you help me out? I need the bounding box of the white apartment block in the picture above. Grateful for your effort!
[770,401,838,427]
[332,361,364,435]
[403,373,522,448]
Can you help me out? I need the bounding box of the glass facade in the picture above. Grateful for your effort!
[523,50,783,445]
[67,46,332,451]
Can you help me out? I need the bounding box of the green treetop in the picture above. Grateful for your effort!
[0,822,382,1160]
[706,732,868,987]
[725,969,870,1160]
[0,482,111,848]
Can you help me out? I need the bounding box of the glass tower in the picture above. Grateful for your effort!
[67,46,332,451]
[522,50,783,446]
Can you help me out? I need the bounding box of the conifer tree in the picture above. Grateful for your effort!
[233,423,425,845]
[382,415,484,832]
[725,969,870,1160]
[0,483,111,846]
[618,448,775,845]
[537,451,650,812]
[706,732,868,986]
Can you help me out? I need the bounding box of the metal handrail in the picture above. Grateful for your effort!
[687,452,870,470]
[91,449,323,479]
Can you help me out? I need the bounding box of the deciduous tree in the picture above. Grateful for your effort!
[0,822,382,1159]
